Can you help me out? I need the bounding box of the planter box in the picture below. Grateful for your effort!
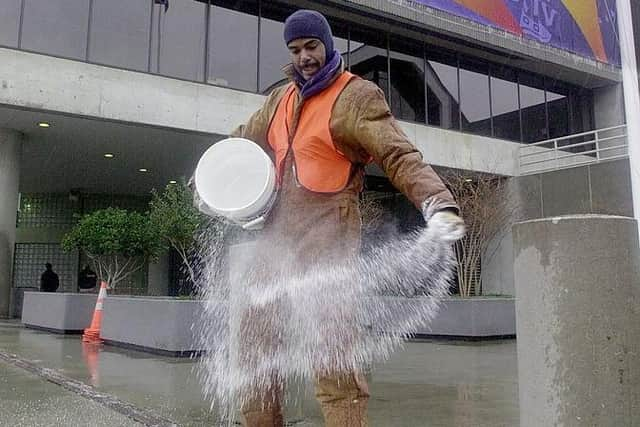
[11,287,39,318]
[415,297,516,339]
[99,295,513,358]
[21,292,98,333]
[101,296,204,357]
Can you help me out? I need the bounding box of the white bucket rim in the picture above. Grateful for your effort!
[195,137,276,221]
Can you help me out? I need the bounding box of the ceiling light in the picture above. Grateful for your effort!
[103,153,114,158]
[464,178,473,182]
[138,168,148,173]
[169,180,177,184]
[38,122,50,128]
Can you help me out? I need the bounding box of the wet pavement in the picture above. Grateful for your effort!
[0,320,519,426]
[0,358,141,426]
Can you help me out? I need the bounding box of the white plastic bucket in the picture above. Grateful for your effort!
[194,138,276,223]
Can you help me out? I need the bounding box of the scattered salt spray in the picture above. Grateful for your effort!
[192,220,455,421]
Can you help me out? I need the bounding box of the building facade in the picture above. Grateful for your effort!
[0,0,636,316]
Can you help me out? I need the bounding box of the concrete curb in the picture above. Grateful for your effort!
[0,349,179,427]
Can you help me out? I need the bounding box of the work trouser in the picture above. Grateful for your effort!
[242,163,366,426]
[241,372,369,427]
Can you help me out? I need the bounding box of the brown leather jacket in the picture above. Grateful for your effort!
[232,66,458,215]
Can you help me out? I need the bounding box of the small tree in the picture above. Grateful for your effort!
[62,208,162,289]
[442,171,514,297]
[148,179,203,284]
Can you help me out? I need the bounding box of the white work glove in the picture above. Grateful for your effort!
[428,211,466,242]
[421,198,465,242]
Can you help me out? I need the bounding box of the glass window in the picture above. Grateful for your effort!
[491,66,521,141]
[257,2,294,94]
[545,78,570,139]
[425,50,459,130]
[258,15,290,94]
[21,0,90,60]
[151,0,206,81]
[349,26,389,97]
[568,88,594,135]
[519,73,548,143]
[327,18,350,71]
[0,0,21,47]
[389,36,426,123]
[459,58,491,136]
[208,2,258,91]
[547,79,595,153]
[88,0,152,72]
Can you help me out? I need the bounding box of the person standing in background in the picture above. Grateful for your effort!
[40,263,59,292]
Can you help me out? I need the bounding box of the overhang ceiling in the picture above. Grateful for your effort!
[0,106,220,195]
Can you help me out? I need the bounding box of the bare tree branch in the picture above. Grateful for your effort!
[442,170,515,296]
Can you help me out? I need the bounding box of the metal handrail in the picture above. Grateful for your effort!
[521,144,628,167]
[520,154,630,175]
[518,125,628,175]
[521,133,626,156]
[523,125,626,147]
[519,138,598,158]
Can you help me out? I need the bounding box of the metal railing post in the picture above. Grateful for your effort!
[518,125,629,175]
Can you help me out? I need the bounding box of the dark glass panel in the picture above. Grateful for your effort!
[152,0,207,81]
[89,0,151,72]
[21,0,90,60]
[349,26,388,97]
[389,36,425,123]
[0,0,21,47]
[208,1,258,91]
[491,65,521,141]
[519,73,548,143]
[459,58,491,136]
[425,49,459,130]
[546,78,570,139]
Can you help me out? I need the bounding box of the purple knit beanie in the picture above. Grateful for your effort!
[283,10,334,55]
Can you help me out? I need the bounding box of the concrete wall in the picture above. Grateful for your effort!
[0,128,21,318]
[483,158,633,296]
[408,123,518,176]
[0,48,521,176]
[0,48,264,138]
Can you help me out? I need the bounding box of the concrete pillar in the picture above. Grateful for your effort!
[0,128,21,318]
[617,0,640,224]
[513,215,640,426]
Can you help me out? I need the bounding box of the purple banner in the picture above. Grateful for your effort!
[411,0,620,65]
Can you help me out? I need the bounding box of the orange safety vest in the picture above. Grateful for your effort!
[267,71,357,193]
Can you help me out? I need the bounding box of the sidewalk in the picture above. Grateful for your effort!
[0,358,141,427]
[0,319,519,426]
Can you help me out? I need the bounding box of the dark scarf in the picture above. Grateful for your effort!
[292,50,343,100]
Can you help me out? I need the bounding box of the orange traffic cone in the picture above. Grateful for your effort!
[83,281,108,344]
